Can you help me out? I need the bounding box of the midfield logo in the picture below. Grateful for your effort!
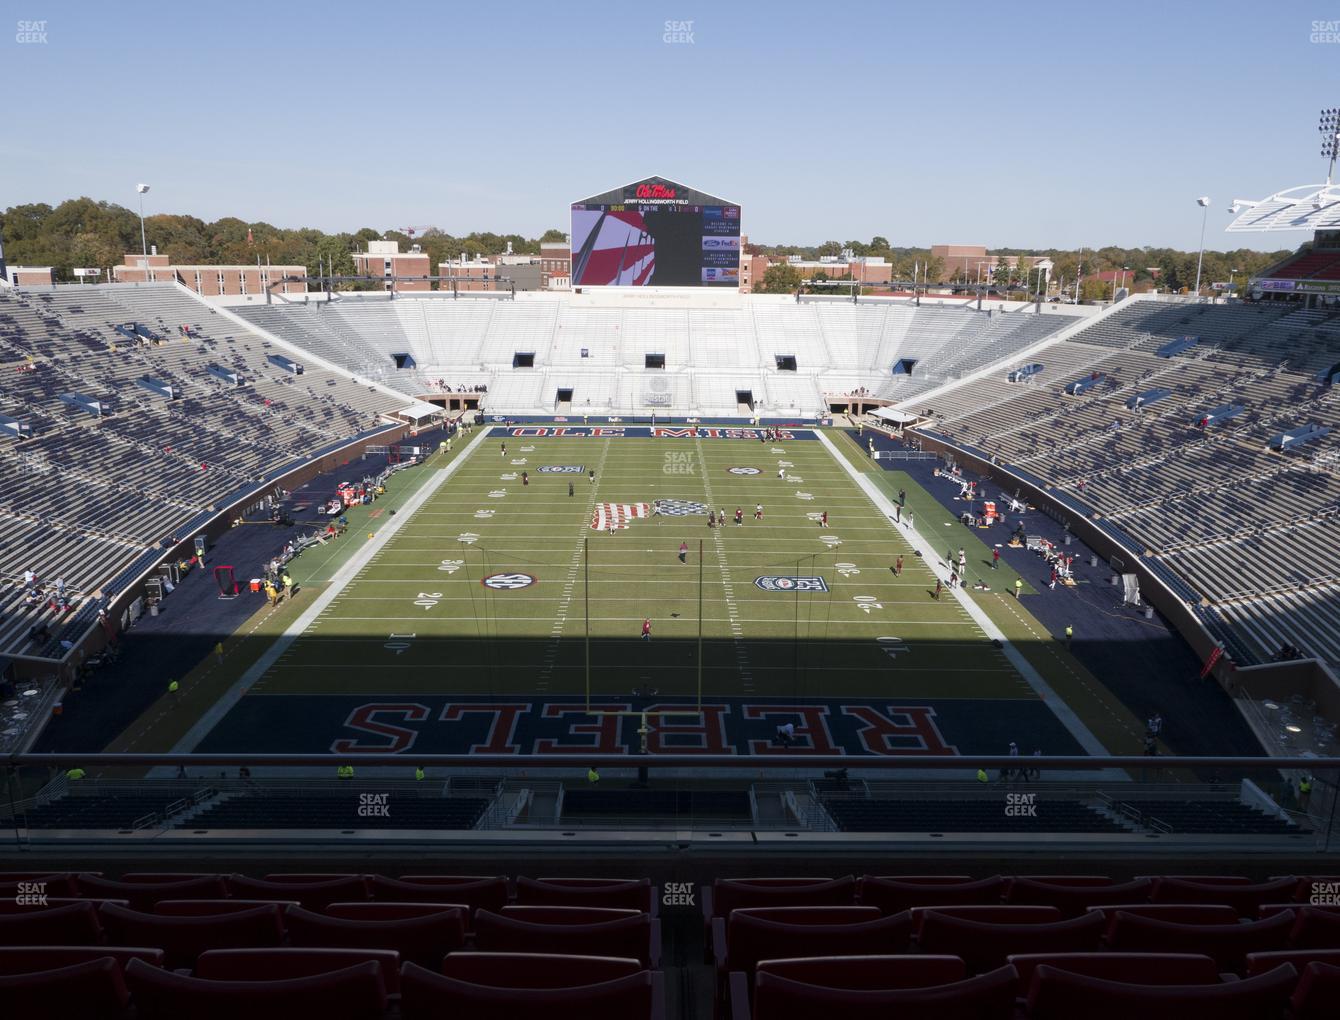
[538,465,584,473]
[755,576,829,593]
[654,499,708,516]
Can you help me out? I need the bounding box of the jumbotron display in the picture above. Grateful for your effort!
[570,176,741,287]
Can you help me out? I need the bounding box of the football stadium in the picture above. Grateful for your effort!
[3,4,1340,1017]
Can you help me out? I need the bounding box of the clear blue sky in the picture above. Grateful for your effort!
[2,0,1335,250]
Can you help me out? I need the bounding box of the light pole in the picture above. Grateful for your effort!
[136,183,151,278]
[1228,267,1240,297]
[1193,197,1211,298]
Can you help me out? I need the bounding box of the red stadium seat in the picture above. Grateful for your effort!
[1141,875,1255,885]
[1008,875,1115,887]
[474,907,659,967]
[500,905,643,925]
[123,956,387,1020]
[516,876,657,913]
[1025,961,1297,1020]
[97,902,284,969]
[1104,909,1294,972]
[729,954,965,1019]
[1288,905,1340,949]
[120,872,221,883]
[325,901,471,921]
[1246,948,1340,979]
[715,907,913,1001]
[1004,877,1153,917]
[1287,876,1340,902]
[749,961,1018,1020]
[1150,877,1297,915]
[229,875,369,909]
[282,904,465,968]
[439,951,644,988]
[370,875,507,914]
[154,899,298,916]
[706,876,856,921]
[0,896,128,915]
[399,960,660,1020]
[858,875,1005,914]
[194,947,401,995]
[0,901,102,946]
[0,873,79,898]
[1291,961,1340,1020]
[916,909,1105,974]
[908,904,1062,934]
[1006,951,1222,991]
[76,873,228,909]
[0,945,163,973]
[0,957,130,1020]
[1088,903,1241,927]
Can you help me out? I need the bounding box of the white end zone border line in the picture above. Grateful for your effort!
[165,426,494,758]
[814,430,1115,761]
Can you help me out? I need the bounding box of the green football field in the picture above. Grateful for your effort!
[250,429,1031,706]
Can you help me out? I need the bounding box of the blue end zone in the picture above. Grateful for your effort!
[194,695,1085,757]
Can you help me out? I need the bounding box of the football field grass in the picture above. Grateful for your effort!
[248,429,1027,704]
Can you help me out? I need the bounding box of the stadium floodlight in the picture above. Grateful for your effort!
[1321,108,1340,175]
[1193,197,1210,299]
[135,183,151,272]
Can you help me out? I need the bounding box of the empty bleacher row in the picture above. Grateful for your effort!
[0,284,425,661]
[239,296,1076,416]
[1,870,1338,1019]
[903,297,1340,668]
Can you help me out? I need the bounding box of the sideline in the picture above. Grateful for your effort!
[815,430,1113,759]
[164,426,493,758]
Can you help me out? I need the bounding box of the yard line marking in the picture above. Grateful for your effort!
[697,436,754,693]
[161,422,495,758]
[537,441,612,688]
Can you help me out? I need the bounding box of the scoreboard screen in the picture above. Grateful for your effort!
[571,180,740,287]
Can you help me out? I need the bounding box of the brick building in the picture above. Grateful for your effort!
[113,253,307,296]
[352,240,431,292]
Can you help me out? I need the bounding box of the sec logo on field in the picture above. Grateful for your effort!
[727,466,760,475]
[754,575,829,593]
[481,572,537,590]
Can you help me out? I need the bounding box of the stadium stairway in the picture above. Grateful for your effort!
[32,426,451,754]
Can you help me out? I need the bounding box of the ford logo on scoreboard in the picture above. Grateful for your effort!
[755,576,829,593]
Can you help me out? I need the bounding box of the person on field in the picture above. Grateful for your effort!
[754,503,763,521]
[895,555,903,576]
[820,511,828,528]
[679,541,688,563]
[641,618,652,641]
[734,507,743,526]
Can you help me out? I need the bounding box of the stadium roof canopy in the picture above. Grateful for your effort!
[1225,181,1340,232]
[572,175,738,208]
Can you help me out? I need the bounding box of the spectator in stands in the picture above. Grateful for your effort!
[27,622,51,644]
[775,722,796,747]
[587,765,600,784]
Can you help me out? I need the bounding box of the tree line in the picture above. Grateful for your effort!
[0,197,568,286]
[1,198,1294,299]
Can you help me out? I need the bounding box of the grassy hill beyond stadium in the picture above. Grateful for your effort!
[191,427,1086,757]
